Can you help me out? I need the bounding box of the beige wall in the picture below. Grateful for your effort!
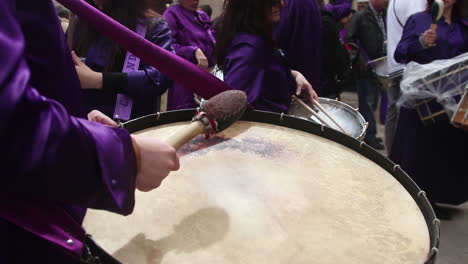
[199,0,224,18]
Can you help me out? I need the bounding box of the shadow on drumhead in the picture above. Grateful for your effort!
[112,207,230,263]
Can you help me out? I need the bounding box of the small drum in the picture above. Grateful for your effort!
[414,97,453,125]
[452,86,468,131]
[84,110,439,264]
[288,97,368,140]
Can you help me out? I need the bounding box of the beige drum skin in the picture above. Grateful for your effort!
[84,121,430,264]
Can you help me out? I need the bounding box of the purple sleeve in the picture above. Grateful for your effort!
[223,42,266,106]
[394,16,428,64]
[275,0,321,92]
[163,9,198,62]
[0,0,137,215]
[324,3,352,21]
[126,20,174,98]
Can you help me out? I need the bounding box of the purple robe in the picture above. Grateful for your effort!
[163,5,216,110]
[394,12,468,65]
[0,0,137,261]
[275,0,322,95]
[324,0,353,21]
[223,33,296,113]
[80,18,173,119]
[390,12,468,205]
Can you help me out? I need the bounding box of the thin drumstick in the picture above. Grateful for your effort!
[67,12,76,49]
[312,99,351,136]
[368,56,387,65]
[292,95,333,127]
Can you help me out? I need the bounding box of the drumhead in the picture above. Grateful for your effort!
[288,98,367,140]
[84,110,439,264]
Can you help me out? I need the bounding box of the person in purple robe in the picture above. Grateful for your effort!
[0,0,179,262]
[163,0,216,110]
[216,0,318,113]
[323,0,353,21]
[72,0,174,121]
[274,0,322,95]
[390,0,468,219]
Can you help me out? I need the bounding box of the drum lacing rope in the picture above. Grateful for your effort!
[393,165,400,173]
[418,191,426,198]
[155,112,161,121]
[280,112,284,121]
[321,125,325,132]
[433,218,441,226]
[360,141,365,148]
[193,109,218,139]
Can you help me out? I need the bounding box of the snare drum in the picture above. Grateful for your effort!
[83,110,439,264]
[288,97,368,140]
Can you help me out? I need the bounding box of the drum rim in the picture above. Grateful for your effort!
[123,109,440,264]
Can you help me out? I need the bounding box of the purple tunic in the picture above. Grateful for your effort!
[275,0,322,95]
[0,0,137,261]
[163,5,216,110]
[81,18,173,119]
[390,12,468,205]
[394,12,468,65]
[324,0,353,21]
[223,33,296,113]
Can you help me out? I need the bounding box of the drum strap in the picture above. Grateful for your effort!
[113,23,147,121]
[392,0,405,28]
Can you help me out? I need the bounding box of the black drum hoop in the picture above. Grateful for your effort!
[123,109,440,264]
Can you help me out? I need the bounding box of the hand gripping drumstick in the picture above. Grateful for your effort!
[166,90,248,150]
[311,100,351,136]
[292,95,333,128]
[56,0,230,99]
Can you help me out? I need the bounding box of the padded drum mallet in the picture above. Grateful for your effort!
[166,90,248,150]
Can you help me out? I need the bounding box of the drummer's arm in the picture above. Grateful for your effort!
[104,20,174,98]
[223,42,265,106]
[163,9,199,63]
[74,22,174,99]
[0,3,138,215]
[394,16,434,64]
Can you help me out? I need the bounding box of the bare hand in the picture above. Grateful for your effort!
[195,48,209,70]
[292,70,319,102]
[422,29,437,47]
[87,110,118,127]
[71,51,103,89]
[132,135,180,192]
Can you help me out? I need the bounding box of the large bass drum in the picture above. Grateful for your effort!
[84,110,439,264]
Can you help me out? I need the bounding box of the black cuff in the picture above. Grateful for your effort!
[102,72,128,93]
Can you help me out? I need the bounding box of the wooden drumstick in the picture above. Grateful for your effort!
[292,95,333,128]
[166,90,247,150]
[312,100,351,136]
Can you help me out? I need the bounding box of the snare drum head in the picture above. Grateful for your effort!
[288,98,366,139]
[84,119,430,264]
